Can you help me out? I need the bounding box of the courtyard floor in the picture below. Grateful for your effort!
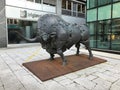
[0,44,120,90]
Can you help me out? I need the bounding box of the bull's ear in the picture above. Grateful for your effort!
[50,32,57,38]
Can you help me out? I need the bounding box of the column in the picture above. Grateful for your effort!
[56,0,62,16]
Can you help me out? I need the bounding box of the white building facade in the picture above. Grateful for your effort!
[0,0,86,47]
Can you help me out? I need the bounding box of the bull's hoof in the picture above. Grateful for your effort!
[62,61,67,66]
[89,56,93,60]
[48,58,54,61]
[76,54,79,56]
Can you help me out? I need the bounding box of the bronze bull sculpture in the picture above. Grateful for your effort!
[17,14,93,65]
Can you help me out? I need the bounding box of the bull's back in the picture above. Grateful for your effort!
[37,14,66,33]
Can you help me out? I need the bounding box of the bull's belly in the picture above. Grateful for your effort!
[46,48,57,54]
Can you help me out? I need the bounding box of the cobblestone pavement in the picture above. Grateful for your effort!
[0,45,120,90]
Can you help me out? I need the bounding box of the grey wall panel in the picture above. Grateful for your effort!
[0,0,7,48]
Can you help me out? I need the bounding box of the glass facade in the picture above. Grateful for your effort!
[112,19,120,50]
[87,9,97,21]
[88,22,97,48]
[113,3,120,18]
[7,19,37,44]
[97,20,111,49]
[98,5,111,20]
[98,0,111,6]
[87,0,120,52]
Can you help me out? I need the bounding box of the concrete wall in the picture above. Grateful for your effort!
[0,0,7,47]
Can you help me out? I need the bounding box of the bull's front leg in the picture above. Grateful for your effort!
[75,43,80,56]
[57,49,67,66]
[49,53,54,61]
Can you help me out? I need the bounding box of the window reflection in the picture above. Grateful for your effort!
[97,20,111,49]
[113,0,120,2]
[98,0,111,6]
[7,19,37,44]
[112,19,120,50]
[89,22,97,48]
[89,0,97,8]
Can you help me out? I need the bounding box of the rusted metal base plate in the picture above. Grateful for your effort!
[23,54,106,81]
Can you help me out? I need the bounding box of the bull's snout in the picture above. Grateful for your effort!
[41,34,48,42]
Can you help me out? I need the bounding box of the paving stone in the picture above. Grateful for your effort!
[94,72,118,82]
[93,78,112,90]
[0,68,12,75]
[113,79,120,87]
[4,82,25,90]
[86,75,98,81]
[74,77,96,89]
[93,84,109,90]
[0,86,4,90]
[8,63,23,71]
[0,72,20,86]
[53,76,67,81]
[64,73,79,79]
[14,69,29,78]
[58,78,74,86]
[64,83,88,90]
[18,75,46,90]
[110,82,120,90]
[4,57,17,65]
[0,79,3,87]
[74,70,86,75]
[43,80,64,89]
[0,63,9,71]
[103,71,120,79]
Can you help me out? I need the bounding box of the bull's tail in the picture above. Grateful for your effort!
[15,31,37,43]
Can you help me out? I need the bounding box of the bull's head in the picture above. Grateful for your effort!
[41,32,49,42]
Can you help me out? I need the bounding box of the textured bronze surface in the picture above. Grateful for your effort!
[23,54,106,81]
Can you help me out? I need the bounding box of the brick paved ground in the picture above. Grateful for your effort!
[0,45,120,90]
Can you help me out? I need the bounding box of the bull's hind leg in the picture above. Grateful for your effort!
[84,40,93,60]
[57,49,67,66]
[75,43,80,56]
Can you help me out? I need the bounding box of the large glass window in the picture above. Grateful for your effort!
[68,1,71,10]
[27,0,34,2]
[98,0,111,6]
[87,9,97,22]
[98,5,111,20]
[82,4,85,13]
[88,22,97,48]
[62,0,66,9]
[62,0,85,17]
[113,3,120,18]
[7,19,37,44]
[35,0,41,3]
[78,3,82,12]
[111,19,120,51]
[89,0,97,8]
[113,0,120,2]
[43,0,56,6]
[97,20,111,49]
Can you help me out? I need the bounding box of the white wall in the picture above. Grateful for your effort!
[5,0,85,24]
[5,0,55,13]
[5,6,54,21]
